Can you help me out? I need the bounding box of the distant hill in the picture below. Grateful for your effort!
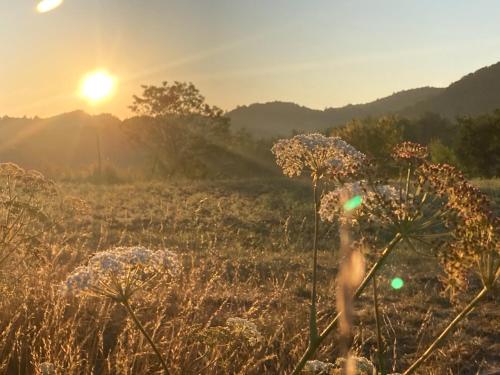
[228,62,500,137]
[403,61,500,118]
[2,61,500,171]
[0,110,142,171]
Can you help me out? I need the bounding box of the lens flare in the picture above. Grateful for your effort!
[80,71,115,102]
[391,277,404,290]
[343,195,363,212]
[37,0,63,13]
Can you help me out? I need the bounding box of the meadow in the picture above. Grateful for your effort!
[0,167,498,374]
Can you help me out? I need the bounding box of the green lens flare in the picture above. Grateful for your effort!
[391,277,404,290]
[343,195,363,212]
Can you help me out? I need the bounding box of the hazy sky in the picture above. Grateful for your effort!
[2,0,500,118]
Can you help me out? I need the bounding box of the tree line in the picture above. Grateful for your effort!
[122,81,499,179]
[329,111,500,178]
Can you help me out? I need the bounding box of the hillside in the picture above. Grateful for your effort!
[227,88,443,138]
[2,61,500,170]
[228,62,500,137]
[0,111,142,171]
[403,61,500,118]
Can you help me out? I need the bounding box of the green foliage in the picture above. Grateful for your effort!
[428,139,458,165]
[330,116,404,161]
[402,112,456,146]
[124,81,231,177]
[456,111,500,177]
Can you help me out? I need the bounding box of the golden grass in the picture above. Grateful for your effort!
[0,178,498,374]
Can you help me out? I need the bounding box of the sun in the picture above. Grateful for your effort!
[36,0,63,13]
[80,71,116,102]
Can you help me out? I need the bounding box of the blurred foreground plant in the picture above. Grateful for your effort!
[272,138,483,374]
[0,163,57,269]
[402,164,499,374]
[63,246,179,375]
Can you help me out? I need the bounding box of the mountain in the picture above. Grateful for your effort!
[228,62,500,137]
[227,87,443,138]
[227,102,327,138]
[2,61,500,171]
[403,61,500,118]
[0,110,142,171]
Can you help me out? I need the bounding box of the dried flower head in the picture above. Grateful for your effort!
[319,181,399,226]
[271,133,366,182]
[392,141,428,162]
[38,362,56,375]
[303,360,335,374]
[225,317,264,347]
[418,163,499,290]
[63,246,179,301]
[333,356,375,375]
[0,163,60,268]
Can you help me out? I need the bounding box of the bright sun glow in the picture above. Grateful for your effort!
[80,71,116,102]
[36,0,63,13]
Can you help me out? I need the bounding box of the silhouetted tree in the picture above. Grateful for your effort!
[429,139,458,166]
[123,81,230,176]
[402,112,456,146]
[456,111,500,177]
[330,116,405,161]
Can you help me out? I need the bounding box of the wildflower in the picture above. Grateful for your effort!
[419,163,499,291]
[303,360,335,374]
[319,181,399,225]
[392,141,428,162]
[271,133,366,182]
[38,362,56,375]
[333,356,375,375]
[226,317,263,347]
[62,246,179,300]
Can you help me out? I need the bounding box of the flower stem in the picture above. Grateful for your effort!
[373,275,386,375]
[290,233,403,375]
[402,286,489,375]
[310,182,320,342]
[122,299,170,375]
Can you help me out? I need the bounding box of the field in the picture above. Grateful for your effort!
[1,176,498,375]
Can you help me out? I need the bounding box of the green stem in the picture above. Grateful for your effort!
[290,233,403,375]
[122,299,170,375]
[403,286,489,375]
[373,276,386,375]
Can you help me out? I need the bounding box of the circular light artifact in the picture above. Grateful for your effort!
[80,71,116,102]
[343,195,363,212]
[37,0,63,13]
[391,277,404,290]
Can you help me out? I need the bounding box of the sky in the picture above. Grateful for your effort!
[2,0,500,118]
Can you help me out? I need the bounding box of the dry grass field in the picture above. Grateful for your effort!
[1,176,497,374]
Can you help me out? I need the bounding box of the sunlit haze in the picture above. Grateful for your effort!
[2,0,500,118]
[80,71,115,102]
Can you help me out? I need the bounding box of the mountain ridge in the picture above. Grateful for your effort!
[2,61,500,169]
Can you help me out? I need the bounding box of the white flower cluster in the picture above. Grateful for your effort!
[38,362,56,375]
[333,356,375,375]
[63,246,179,296]
[271,133,366,180]
[226,317,263,347]
[319,181,399,223]
[303,360,335,374]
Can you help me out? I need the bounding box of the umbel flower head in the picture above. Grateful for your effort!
[63,246,179,302]
[225,317,264,347]
[303,360,335,374]
[418,163,499,290]
[271,133,366,182]
[319,180,399,226]
[392,141,429,162]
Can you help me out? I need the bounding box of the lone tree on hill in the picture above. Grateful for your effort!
[123,81,230,176]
